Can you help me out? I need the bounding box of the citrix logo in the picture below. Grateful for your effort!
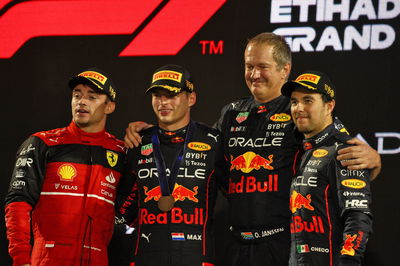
[0,0,226,58]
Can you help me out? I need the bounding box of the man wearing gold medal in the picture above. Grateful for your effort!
[119,64,226,266]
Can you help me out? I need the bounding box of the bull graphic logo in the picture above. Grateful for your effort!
[341,234,357,256]
[230,152,273,173]
[143,184,198,203]
[290,191,314,213]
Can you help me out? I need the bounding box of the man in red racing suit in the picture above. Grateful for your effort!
[4,68,126,266]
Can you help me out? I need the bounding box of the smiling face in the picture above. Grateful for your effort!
[244,43,291,103]
[71,84,115,133]
[151,89,196,131]
[290,89,335,139]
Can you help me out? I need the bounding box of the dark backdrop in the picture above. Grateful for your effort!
[1,0,399,265]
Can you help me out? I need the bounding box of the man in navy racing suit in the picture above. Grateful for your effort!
[282,70,373,266]
[118,64,227,266]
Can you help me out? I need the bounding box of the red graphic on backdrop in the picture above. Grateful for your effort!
[0,0,226,58]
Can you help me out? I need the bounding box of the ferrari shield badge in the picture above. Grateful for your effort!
[106,150,118,167]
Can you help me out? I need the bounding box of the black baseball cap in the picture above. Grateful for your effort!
[282,70,335,100]
[145,64,194,94]
[69,67,117,101]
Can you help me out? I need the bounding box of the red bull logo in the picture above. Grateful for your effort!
[230,152,274,173]
[143,184,198,203]
[291,215,325,234]
[140,207,204,225]
[229,175,278,194]
[290,191,314,213]
[143,186,162,202]
[172,184,198,202]
[341,234,357,256]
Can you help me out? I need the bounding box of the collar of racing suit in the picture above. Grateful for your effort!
[158,124,188,144]
[68,121,107,143]
[250,94,288,113]
[302,123,336,151]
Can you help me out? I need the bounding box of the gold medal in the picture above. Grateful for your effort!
[158,195,175,212]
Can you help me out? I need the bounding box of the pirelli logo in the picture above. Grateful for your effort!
[153,71,182,83]
[295,74,320,84]
[79,71,107,85]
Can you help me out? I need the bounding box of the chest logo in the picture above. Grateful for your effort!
[106,150,118,167]
[341,179,366,189]
[236,112,249,123]
[290,190,314,213]
[143,184,198,203]
[57,164,77,181]
[188,142,211,151]
[312,149,328,158]
[270,113,291,122]
[230,152,274,173]
[141,143,153,156]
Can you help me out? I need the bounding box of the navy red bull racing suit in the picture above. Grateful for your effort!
[289,123,372,266]
[5,122,126,266]
[216,95,301,265]
[118,121,226,266]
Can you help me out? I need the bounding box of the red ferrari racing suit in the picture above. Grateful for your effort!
[118,122,226,266]
[289,123,372,266]
[5,122,126,266]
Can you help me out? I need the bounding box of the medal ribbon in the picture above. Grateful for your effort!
[151,121,195,196]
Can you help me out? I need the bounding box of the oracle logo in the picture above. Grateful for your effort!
[0,0,226,58]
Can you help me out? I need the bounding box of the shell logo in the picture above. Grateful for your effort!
[313,149,329,158]
[341,179,366,189]
[57,164,77,181]
[187,142,211,151]
[270,113,291,122]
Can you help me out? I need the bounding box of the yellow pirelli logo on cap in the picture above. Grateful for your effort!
[153,71,182,83]
[79,71,107,85]
[295,74,320,84]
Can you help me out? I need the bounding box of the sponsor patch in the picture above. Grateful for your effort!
[57,164,77,181]
[341,179,366,189]
[188,142,211,151]
[270,113,291,122]
[341,234,357,256]
[153,70,182,83]
[312,149,328,158]
[106,150,118,167]
[141,143,153,156]
[79,71,107,84]
[230,152,273,173]
[236,112,249,123]
[295,73,320,84]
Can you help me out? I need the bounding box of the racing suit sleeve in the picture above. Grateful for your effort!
[4,136,48,265]
[116,148,139,226]
[333,151,373,266]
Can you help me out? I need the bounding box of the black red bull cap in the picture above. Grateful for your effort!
[145,64,194,94]
[68,67,117,101]
[282,70,335,100]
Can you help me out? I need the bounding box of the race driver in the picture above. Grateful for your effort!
[5,68,126,266]
[118,64,226,266]
[282,70,372,266]
[123,33,381,265]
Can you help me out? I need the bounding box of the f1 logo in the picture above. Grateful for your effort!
[0,0,226,58]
